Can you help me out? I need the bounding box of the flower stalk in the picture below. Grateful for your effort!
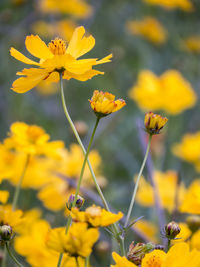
[5,242,24,267]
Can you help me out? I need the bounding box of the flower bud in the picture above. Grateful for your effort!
[127,242,155,265]
[186,215,200,232]
[144,112,168,135]
[165,221,181,239]
[0,225,12,241]
[67,194,84,210]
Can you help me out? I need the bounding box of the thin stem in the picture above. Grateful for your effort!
[5,242,24,267]
[59,73,109,211]
[167,239,171,251]
[76,257,80,267]
[12,154,30,211]
[57,254,63,267]
[124,135,152,229]
[85,256,89,267]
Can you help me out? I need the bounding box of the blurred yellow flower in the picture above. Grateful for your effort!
[144,112,168,135]
[182,36,200,53]
[89,90,126,117]
[191,229,200,250]
[111,252,137,267]
[10,26,112,93]
[126,17,167,45]
[46,223,99,257]
[179,180,200,215]
[0,205,23,230]
[39,0,92,19]
[36,80,59,95]
[0,191,9,204]
[136,171,186,212]
[133,220,158,243]
[129,70,197,115]
[69,205,123,227]
[4,122,64,157]
[143,0,194,12]
[172,132,200,171]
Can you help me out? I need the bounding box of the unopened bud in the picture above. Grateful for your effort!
[127,242,155,265]
[144,112,168,135]
[186,215,200,232]
[165,221,180,239]
[0,225,12,241]
[67,194,84,210]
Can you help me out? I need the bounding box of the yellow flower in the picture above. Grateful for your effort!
[111,252,137,267]
[0,205,23,230]
[172,132,200,171]
[129,70,197,115]
[182,36,200,53]
[141,249,166,266]
[144,112,168,135]
[143,0,194,12]
[191,229,200,250]
[4,122,64,157]
[126,17,167,45]
[136,171,185,212]
[39,0,93,19]
[0,191,9,204]
[69,205,123,227]
[46,222,99,257]
[179,180,200,215]
[89,90,126,117]
[10,26,112,93]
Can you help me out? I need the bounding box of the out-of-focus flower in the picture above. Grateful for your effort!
[172,133,200,171]
[172,223,192,244]
[0,205,23,230]
[165,221,181,239]
[179,180,200,215]
[39,0,93,19]
[186,216,200,232]
[69,205,123,227]
[144,112,168,135]
[74,120,88,136]
[126,17,167,45]
[4,122,64,157]
[133,220,158,243]
[46,223,99,257]
[129,70,197,115]
[182,36,200,53]
[111,252,137,267]
[136,171,186,212]
[10,26,112,93]
[0,191,9,204]
[35,80,58,95]
[143,0,194,12]
[191,229,200,250]
[89,90,126,117]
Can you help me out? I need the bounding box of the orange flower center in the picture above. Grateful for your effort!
[144,255,162,267]
[48,39,66,55]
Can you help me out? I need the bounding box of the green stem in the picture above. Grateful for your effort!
[85,256,89,267]
[5,242,24,267]
[76,257,80,267]
[124,135,152,229]
[167,239,171,251]
[12,154,30,211]
[59,73,109,211]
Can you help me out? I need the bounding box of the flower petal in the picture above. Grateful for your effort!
[10,47,39,65]
[66,26,95,59]
[25,35,53,59]
[63,69,104,81]
[95,54,113,65]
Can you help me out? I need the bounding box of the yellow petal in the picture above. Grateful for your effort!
[25,35,53,59]
[11,68,50,93]
[95,54,113,65]
[63,69,104,81]
[65,58,97,74]
[67,26,95,59]
[10,47,39,65]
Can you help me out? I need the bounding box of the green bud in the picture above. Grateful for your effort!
[0,225,12,241]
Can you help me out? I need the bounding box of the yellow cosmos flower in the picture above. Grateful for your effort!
[172,132,200,171]
[141,249,166,266]
[10,26,112,93]
[136,171,186,212]
[182,36,200,53]
[126,17,167,45]
[69,205,123,227]
[143,0,194,12]
[129,70,197,115]
[4,122,64,157]
[144,112,168,135]
[111,252,137,267]
[39,0,93,19]
[89,90,126,117]
[179,180,200,215]
[0,205,23,230]
[46,222,99,257]
[0,191,9,204]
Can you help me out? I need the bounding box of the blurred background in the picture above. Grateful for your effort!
[1,0,200,266]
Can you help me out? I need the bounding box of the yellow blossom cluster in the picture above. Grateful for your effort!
[182,36,200,53]
[129,70,197,115]
[126,17,167,45]
[143,0,194,12]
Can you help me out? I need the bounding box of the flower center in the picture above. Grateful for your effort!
[86,206,101,217]
[144,255,162,267]
[48,38,66,55]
